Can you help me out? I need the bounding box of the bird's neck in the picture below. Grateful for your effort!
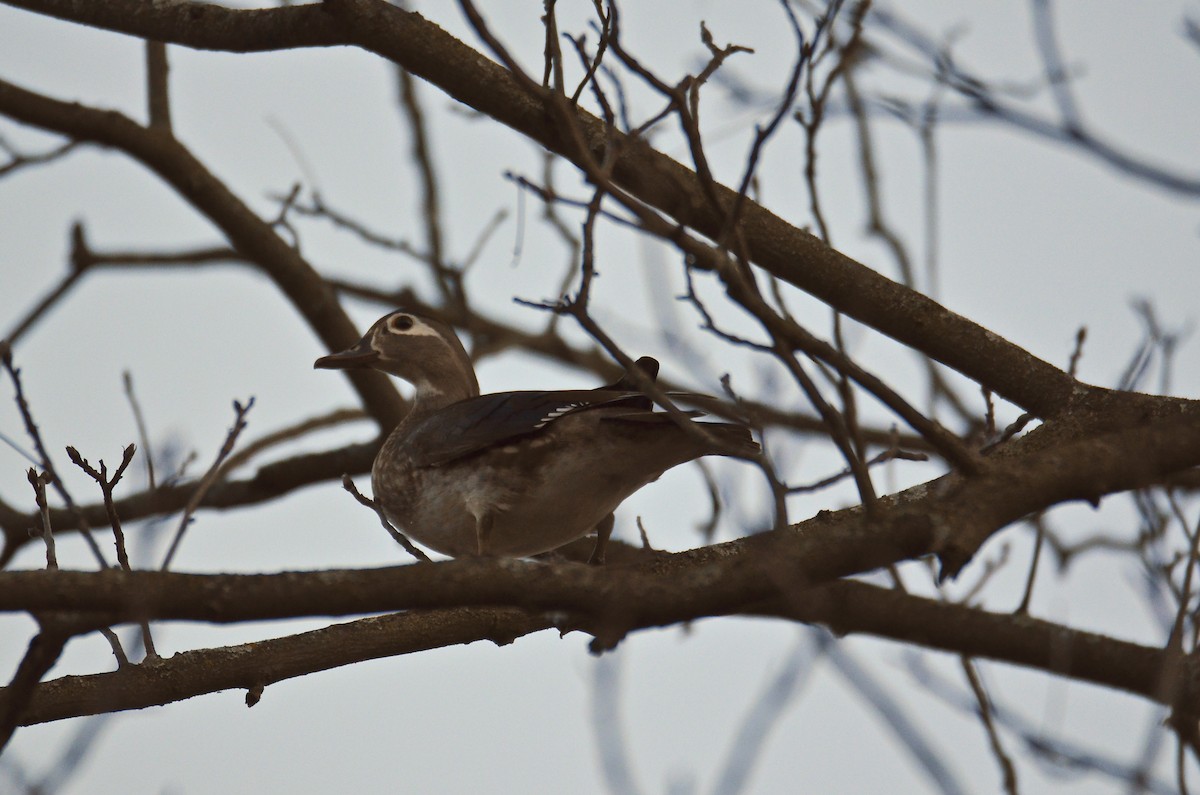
[401,378,478,428]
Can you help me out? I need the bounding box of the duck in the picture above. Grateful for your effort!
[314,310,759,563]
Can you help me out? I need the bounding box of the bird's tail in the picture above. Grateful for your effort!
[698,422,760,458]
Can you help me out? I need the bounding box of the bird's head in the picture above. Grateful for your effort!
[314,310,479,402]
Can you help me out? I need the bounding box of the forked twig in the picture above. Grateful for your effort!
[66,445,138,571]
[67,444,158,658]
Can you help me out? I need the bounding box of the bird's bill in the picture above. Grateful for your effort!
[313,340,378,370]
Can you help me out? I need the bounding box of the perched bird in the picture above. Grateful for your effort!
[315,310,758,563]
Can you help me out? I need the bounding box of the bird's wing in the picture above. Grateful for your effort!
[404,390,653,466]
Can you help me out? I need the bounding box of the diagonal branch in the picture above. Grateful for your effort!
[0,0,1082,417]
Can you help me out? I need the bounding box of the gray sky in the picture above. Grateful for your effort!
[2,2,1199,792]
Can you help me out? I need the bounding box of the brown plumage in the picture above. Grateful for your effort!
[315,310,758,562]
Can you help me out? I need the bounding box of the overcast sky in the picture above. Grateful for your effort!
[2,2,1199,793]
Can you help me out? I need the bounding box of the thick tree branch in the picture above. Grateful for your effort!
[2,579,1198,729]
[3,608,552,727]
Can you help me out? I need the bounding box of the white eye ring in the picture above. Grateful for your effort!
[388,314,415,334]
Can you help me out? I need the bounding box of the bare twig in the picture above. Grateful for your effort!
[98,628,129,668]
[982,388,996,438]
[983,413,1035,451]
[634,516,655,551]
[1166,496,1200,656]
[5,221,232,348]
[1015,515,1046,615]
[953,543,1011,605]
[824,632,967,795]
[693,459,722,544]
[786,447,928,494]
[569,1,612,106]
[532,155,583,337]
[2,345,108,565]
[123,371,156,490]
[906,652,1173,792]
[145,40,172,132]
[160,398,255,570]
[869,7,1200,197]
[712,637,821,795]
[395,63,464,310]
[0,131,76,178]
[845,55,976,427]
[961,656,1019,794]
[3,271,86,348]
[25,468,56,569]
[523,133,984,477]
[722,0,813,243]
[65,445,137,572]
[459,207,509,272]
[1067,326,1087,379]
[796,0,857,245]
[590,653,644,795]
[1179,733,1191,795]
[281,191,427,260]
[1029,0,1081,132]
[66,444,157,658]
[216,407,365,480]
[269,182,303,250]
[341,474,430,563]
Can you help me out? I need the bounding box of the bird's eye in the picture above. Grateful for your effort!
[388,315,415,333]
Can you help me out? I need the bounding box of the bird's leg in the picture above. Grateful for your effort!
[587,513,615,566]
[476,512,494,556]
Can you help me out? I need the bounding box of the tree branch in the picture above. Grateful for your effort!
[3,608,551,727]
[3,579,1198,728]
